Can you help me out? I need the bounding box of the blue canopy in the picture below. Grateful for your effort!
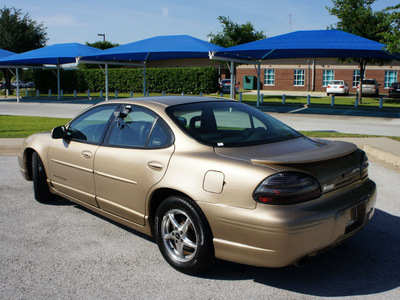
[214,30,398,61]
[0,49,16,59]
[0,43,102,65]
[81,35,224,62]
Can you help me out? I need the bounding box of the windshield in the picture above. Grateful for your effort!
[166,101,302,147]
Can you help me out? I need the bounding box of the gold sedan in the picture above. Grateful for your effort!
[18,96,377,274]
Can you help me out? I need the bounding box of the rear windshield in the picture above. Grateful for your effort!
[329,81,343,85]
[166,101,302,147]
[362,80,376,84]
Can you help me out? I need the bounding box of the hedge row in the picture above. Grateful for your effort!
[33,67,219,94]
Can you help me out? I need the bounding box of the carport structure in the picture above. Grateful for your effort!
[0,43,101,102]
[209,30,400,104]
[79,35,224,100]
[0,48,16,92]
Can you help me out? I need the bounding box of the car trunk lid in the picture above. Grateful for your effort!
[214,137,362,194]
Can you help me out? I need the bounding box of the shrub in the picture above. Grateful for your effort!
[33,67,219,94]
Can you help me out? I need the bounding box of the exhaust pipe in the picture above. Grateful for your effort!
[294,256,310,268]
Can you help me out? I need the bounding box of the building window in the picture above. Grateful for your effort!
[385,70,398,88]
[353,70,361,87]
[264,69,275,85]
[294,69,305,86]
[323,70,335,86]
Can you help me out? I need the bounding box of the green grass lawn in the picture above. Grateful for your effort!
[0,116,71,138]
[1,115,399,142]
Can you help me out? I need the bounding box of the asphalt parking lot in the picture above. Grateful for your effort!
[1,156,399,300]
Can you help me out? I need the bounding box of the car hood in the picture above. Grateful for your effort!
[214,136,356,165]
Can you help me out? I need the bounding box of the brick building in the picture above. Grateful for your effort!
[236,58,400,95]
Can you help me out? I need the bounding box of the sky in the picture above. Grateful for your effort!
[3,0,399,46]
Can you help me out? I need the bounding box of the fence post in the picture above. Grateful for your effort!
[100,90,103,99]
[48,90,51,97]
[36,90,40,97]
[282,94,286,104]
[200,91,203,96]
[162,91,166,96]
[261,94,264,104]
[307,95,311,106]
[130,91,133,98]
[61,90,63,98]
[74,90,77,98]
[115,90,118,99]
[355,96,359,108]
[331,95,335,106]
[379,97,383,108]
[87,90,90,99]
[25,90,29,97]
[220,92,223,97]
[239,92,242,102]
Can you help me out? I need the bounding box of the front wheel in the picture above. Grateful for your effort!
[32,152,53,203]
[154,196,215,274]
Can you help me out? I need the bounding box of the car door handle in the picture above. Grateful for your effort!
[81,150,92,159]
[147,161,163,171]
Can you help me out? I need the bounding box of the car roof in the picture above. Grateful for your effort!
[97,95,235,109]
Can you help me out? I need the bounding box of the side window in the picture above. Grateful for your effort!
[108,106,172,148]
[67,105,118,144]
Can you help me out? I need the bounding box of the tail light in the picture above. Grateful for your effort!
[253,172,321,205]
[327,85,331,88]
[339,85,344,88]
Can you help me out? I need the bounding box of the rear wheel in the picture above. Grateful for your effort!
[32,152,53,203]
[154,196,215,274]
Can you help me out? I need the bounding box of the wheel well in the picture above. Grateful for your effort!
[25,148,35,180]
[148,188,189,235]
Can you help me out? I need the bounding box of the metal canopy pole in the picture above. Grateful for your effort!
[16,68,20,103]
[230,61,234,99]
[257,65,260,105]
[105,63,109,101]
[143,64,146,96]
[57,65,61,100]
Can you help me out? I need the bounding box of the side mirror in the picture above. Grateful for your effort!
[51,125,67,139]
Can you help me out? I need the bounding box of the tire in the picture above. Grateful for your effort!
[32,152,53,203]
[154,196,215,274]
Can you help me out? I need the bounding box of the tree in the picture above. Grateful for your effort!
[208,16,266,98]
[0,6,47,89]
[85,41,120,50]
[208,16,266,48]
[80,41,121,69]
[326,0,393,103]
[380,4,400,54]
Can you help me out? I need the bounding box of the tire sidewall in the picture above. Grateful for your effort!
[154,196,214,274]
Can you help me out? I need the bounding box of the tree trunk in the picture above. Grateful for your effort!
[358,59,367,105]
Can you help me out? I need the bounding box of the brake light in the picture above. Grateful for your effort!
[327,85,331,88]
[253,172,321,205]
[339,85,344,88]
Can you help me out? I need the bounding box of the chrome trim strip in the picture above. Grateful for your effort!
[51,159,93,173]
[94,171,138,185]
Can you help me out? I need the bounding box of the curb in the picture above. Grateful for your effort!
[362,145,400,168]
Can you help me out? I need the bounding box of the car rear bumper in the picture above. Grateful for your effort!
[199,178,377,268]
